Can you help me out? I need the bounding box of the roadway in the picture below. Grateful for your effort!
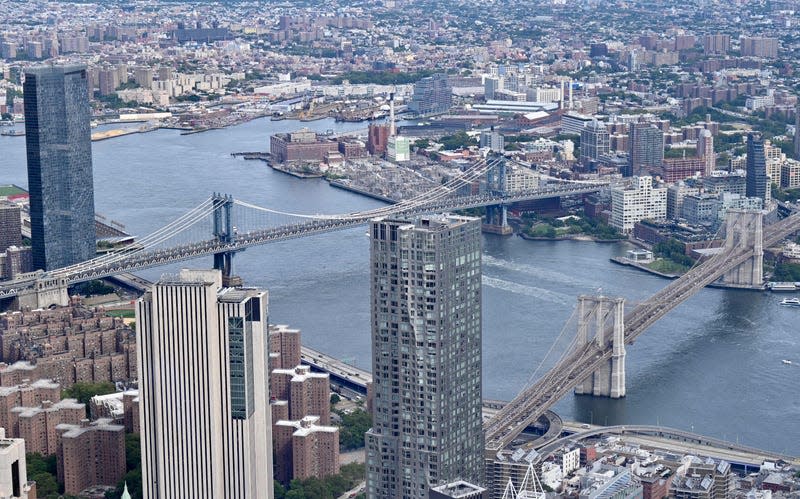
[543,423,798,467]
[0,182,604,297]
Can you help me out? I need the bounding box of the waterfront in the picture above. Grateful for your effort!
[1,117,798,455]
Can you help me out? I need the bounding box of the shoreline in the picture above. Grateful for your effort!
[610,256,765,291]
[518,232,624,244]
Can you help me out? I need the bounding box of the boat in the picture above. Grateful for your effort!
[782,360,792,365]
[779,298,800,307]
[0,129,24,137]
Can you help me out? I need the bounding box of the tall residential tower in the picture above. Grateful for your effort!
[24,64,96,271]
[136,269,273,499]
[366,215,484,499]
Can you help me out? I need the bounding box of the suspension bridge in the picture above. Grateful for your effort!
[0,155,605,304]
[483,208,800,453]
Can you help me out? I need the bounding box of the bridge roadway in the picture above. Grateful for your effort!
[541,424,798,467]
[0,182,603,298]
[484,212,800,451]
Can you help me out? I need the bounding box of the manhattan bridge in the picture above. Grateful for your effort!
[2,155,799,459]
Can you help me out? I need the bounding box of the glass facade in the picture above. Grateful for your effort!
[24,64,96,271]
[229,314,255,419]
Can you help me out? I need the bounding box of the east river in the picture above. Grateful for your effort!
[1,117,798,454]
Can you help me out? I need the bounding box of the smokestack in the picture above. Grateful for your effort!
[389,92,396,137]
[560,80,565,110]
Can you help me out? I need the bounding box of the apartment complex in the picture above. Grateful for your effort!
[366,215,484,498]
[611,176,668,233]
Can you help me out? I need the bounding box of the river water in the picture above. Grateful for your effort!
[1,117,798,454]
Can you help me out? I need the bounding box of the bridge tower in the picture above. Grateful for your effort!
[484,154,513,235]
[573,295,626,399]
[721,209,763,288]
[212,193,242,287]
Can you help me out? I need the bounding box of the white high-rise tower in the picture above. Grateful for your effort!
[137,269,273,499]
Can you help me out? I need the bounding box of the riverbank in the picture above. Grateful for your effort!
[610,256,765,291]
[327,179,397,203]
[519,232,624,243]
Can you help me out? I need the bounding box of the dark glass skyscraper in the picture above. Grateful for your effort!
[24,64,96,271]
[366,215,484,499]
[746,132,769,202]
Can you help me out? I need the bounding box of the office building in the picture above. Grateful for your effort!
[56,419,126,495]
[0,202,21,253]
[627,124,664,177]
[24,64,96,271]
[581,120,610,166]
[746,133,769,202]
[484,76,503,100]
[366,215,484,499]
[0,428,34,498]
[409,73,452,116]
[611,176,667,233]
[136,269,272,499]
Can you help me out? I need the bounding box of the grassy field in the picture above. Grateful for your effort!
[105,309,135,318]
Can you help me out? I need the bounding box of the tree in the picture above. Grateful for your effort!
[26,453,58,497]
[63,381,117,417]
[335,409,372,451]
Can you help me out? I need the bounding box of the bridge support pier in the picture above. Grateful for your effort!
[574,295,626,399]
[721,209,763,288]
[483,204,513,235]
[483,154,513,235]
[212,193,243,287]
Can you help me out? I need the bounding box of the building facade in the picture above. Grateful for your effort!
[627,124,664,177]
[136,269,273,499]
[746,133,769,202]
[24,64,96,271]
[611,176,667,233]
[56,419,126,495]
[0,428,34,499]
[366,215,484,499]
[580,120,610,166]
[409,74,452,116]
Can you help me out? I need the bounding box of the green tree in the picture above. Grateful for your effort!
[26,453,58,497]
[336,409,372,451]
[63,381,117,417]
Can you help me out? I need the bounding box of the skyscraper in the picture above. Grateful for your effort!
[24,64,96,271]
[136,269,273,499]
[366,215,484,499]
[746,132,769,203]
[626,123,664,177]
[580,120,610,166]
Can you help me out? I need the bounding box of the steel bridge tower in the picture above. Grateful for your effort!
[212,193,242,287]
[484,154,513,235]
[573,295,626,399]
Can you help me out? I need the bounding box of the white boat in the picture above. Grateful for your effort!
[782,360,792,365]
[780,298,800,307]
